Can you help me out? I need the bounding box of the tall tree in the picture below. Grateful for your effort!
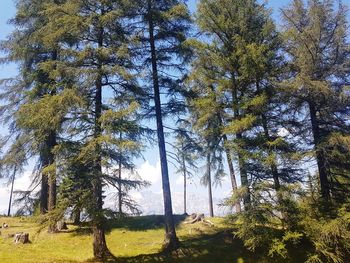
[281,0,350,201]
[130,0,192,250]
[0,0,67,219]
[41,0,145,259]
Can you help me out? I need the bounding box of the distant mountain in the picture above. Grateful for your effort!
[134,191,232,216]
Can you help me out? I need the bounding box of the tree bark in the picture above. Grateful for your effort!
[40,157,48,214]
[222,135,241,213]
[91,17,112,260]
[47,131,57,233]
[73,208,81,225]
[7,167,16,217]
[207,153,214,217]
[261,113,281,191]
[182,151,187,215]
[147,0,179,251]
[232,80,250,209]
[118,155,122,215]
[309,102,330,200]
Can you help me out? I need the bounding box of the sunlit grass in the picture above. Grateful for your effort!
[0,215,291,263]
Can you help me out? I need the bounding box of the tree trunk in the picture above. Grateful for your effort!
[40,158,48,214]
[118,156,122,215]
[47,131,57,233]
[91,18,112,260]
[236,133,250,209]
[215,105,241,213]
[182,152,187,215]
[222,135,241,213]
[207,153,214,217]
[7,167,16,217]
[232,81,250,209]
[309,102,330,200]
[261,113,281,191]
[147,0,179,251]
[73,208,81,225]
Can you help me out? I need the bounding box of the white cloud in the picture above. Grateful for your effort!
[175,176,184,186]
[136,160,161,184]
[0,171,34,215]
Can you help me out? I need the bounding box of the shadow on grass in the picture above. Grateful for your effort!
[105,215,187,232]
[84,229,310,263]
[85,230,260,263]
[66,215,187,237]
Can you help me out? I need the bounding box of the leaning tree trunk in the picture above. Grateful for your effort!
[206,153,214,217]
[7,167,16,217]
[309,102,330,200]
[147,0,179,251]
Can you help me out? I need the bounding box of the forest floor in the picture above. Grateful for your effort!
[0,215,307,263]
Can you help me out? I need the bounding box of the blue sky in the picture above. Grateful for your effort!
[0,0,343,215]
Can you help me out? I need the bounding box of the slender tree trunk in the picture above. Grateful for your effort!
[118,156,122,215]
[147,0,179,251]
[40,155,48,214]
[182,153,187,215]
[231,79,250,209]
[222,135,241,213]
[261,114,281,191]
[47,50,58,232]
[215,105,241,213]
[236,133,250,209]
[309,102,330,200]
[91,18,112,260]
[206,153,214,217]
[47,131,58,233]
[7,167,16,217]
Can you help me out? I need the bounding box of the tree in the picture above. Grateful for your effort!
[281,0,350,201]
[129,0,192,250]
[166,130,198,215]
[41,0,145,259]
[0,0,69,220]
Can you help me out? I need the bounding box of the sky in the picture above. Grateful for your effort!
[0,0,342,216]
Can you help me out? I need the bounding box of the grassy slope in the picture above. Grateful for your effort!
[0,215,300,263]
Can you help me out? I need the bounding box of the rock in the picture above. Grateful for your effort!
[57,221,68,231]
[14,232,29,244]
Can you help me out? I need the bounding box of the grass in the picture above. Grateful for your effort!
[0,215,304,263]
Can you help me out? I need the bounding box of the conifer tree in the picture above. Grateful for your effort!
[0,0,69,220]
[129,0,192,250]
[194,0,304,215]
[281,0,350,201]
[41,0,145,259]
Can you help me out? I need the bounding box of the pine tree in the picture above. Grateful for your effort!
[128,0,192,250]
[167,130,198,215]
[281,0,350,201]
[194,0,305,216]
[0,0,70,220]
[40,0,146,259]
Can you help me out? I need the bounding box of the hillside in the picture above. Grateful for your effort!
[0,215,304,263]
